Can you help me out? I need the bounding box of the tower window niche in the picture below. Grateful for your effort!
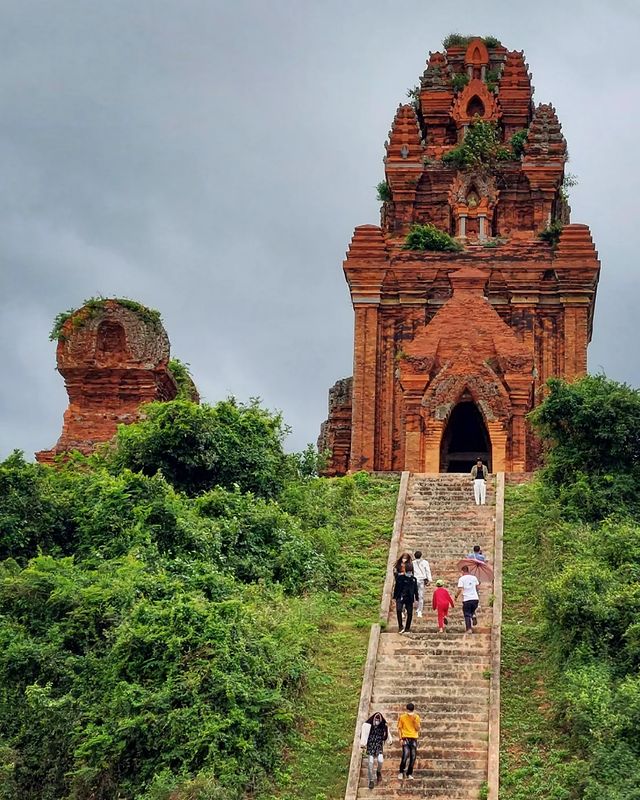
[466,96,485,118]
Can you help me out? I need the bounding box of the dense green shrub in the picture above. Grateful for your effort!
[509,128,528,158]
[442,119,511,170]
[108,398,291,498]
[167,358,199,402]
[403,223,462,252]
[0,442,397,799]
[450,72,469,92]
[442,33,501,49]
[502,478,640,800]
[376,181,392,202]
[442,33,471,48]
[530,375,640,520]
[503,376,640,798]
[50,297,162,342]
[538,220,563,246]
[0,555,310,799]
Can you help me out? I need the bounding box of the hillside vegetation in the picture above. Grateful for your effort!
[501,375,640,800]
[0,398,398,800]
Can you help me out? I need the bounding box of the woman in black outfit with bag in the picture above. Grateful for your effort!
[393,563,419,633]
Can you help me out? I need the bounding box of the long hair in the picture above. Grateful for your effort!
[365,712,389,739]
[394,552,413,574]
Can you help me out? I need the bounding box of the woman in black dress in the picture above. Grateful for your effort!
[360,712,391,788]
[393,563,419,633]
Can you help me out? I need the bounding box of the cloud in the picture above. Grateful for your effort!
[1,0,638,460]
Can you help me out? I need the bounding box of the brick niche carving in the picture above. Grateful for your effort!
[320,38,600,475]
[36,300,179,462]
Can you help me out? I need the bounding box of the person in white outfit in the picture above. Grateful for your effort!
[412,550,432,618]
[470,459,488,505]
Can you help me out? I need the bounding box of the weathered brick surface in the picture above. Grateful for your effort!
[36,300,178,462]
[320,37,600,476]
[318,378,352,476]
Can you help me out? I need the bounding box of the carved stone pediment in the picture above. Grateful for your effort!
[497,353,533,374]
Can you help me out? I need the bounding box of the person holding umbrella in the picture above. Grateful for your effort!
[455,564,480,633]
[457,556,494,583]
[466,544,487,562]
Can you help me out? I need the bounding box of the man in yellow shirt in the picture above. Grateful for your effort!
[397,702,421,780]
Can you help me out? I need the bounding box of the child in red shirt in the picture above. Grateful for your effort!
[432,580,455,633]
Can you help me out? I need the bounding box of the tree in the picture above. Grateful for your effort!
[108,398,291,497]
[530,375,640,520]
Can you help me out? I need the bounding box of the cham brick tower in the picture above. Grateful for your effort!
[36,299,188,463]
[319,37,600,475]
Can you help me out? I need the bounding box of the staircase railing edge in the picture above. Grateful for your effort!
[487,471,505,800]
[379,470,410,623]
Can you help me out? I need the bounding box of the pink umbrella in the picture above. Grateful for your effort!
[457,558,494,582]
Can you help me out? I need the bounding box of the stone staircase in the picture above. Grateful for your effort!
[354,473,497,799]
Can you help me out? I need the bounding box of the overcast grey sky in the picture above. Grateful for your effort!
[1,0,638,459]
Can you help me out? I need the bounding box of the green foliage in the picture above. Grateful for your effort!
[442,119,511,170]
[451,72,469,92]
[0,554,310,799]
[502,378,640,800]
[530,375,640,520]
[287,442,328,479]
[403,224,462,253]
[49,297,162,341]
[538,220,563,247]
[405,85,420,110]
[501,482,588,800]
[485,68,500,93]
[0,436,399,799]
[167,359,199,402]
[559,171,579,203]
[442,33,471,48]
[376,181,392,202]
[442,33,501,48]
[510,128,528,158]
[109,398,291,498]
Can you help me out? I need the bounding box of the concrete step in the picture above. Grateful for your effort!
[353,473,499,800]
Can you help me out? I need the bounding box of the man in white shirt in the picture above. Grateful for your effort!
[412,550,432,618]
[455,565,480,633]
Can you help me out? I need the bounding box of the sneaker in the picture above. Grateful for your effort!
[368,780,374,789]
[472,615,478,626]
[398,772,404,780]
[398,626,405,634]
[407,774,414,780]
[444,616,448,626]
[416,611,422,618]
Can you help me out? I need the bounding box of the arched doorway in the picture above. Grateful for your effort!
[440,400,491,472]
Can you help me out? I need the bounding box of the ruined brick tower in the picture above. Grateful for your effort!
[36,299,181,462]
[319,37,600,475]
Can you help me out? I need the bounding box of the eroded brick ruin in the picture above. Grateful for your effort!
[319,37,600,474]
[36,300,179,462]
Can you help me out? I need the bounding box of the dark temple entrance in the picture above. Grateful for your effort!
[440,401,491,473]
